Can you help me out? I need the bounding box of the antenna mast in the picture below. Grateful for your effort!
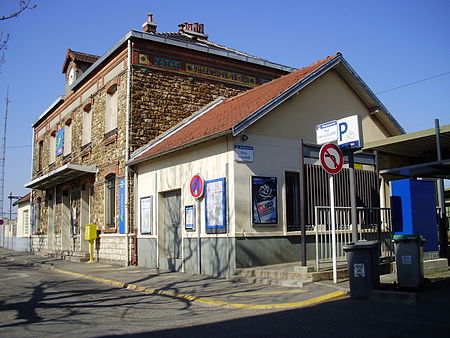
[0,87,10,218]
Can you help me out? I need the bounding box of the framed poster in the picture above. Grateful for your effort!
[140,196,152,234]
[56,128,64,156]
[205,178,227,234]
[185,205,195,231]
[252,176,278,224]
[118,179,125,234]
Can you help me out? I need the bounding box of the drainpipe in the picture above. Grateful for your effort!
[125,39,132,265]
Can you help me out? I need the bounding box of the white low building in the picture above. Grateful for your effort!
[128,53,404,276]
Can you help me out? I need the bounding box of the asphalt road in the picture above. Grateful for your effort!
[1,256,450,337]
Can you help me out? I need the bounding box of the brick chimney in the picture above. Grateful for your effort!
[178,21,208,40]
[142,13,157,33]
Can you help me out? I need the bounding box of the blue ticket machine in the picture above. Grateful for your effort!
[391,179,438,252]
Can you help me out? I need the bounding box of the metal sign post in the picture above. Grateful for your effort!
[329,173,337,284]
[319,143,344,283]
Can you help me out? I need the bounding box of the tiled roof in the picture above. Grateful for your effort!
[12,193,31,206]
[155,32,257,58]
[129,53,339,165]
[62,49,100,73]
[71,50,100,64]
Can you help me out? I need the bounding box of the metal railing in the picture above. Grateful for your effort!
[314,206,393,271]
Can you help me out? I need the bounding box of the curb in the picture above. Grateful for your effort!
[21,258,348,309]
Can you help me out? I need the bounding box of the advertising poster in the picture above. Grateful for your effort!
[205,178,226,234]
[185,205,194,231]
[56,128,64,156]
[252,176,278,224]
[140,196,152,234]
[118,179,125,234]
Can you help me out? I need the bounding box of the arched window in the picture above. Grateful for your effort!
[82,102,92,147]
[104,84,118,136]
[105,174,116,229]
[37,140,44,172]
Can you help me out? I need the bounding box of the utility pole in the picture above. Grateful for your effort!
[0,88,10,218]
[8,192,20,237]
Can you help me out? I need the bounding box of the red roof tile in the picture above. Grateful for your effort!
[130,53,340,165]
[62,49,100,73]
[12,193,31,206]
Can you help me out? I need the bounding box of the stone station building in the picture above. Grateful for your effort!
[26,15,292,263]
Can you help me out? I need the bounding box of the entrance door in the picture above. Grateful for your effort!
[61,193,71,251]
[159,190,182,271]
[80,187,90,252]
[47,196,55,250]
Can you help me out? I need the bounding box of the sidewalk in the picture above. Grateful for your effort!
[0,248,347,310]
[1,247,449,310]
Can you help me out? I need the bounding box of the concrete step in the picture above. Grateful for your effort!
[229,275,314,288]
[234,268,308,280]
[56,251,90,263]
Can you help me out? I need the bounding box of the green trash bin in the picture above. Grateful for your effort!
[393,234,424,289]
[343,241,381,299]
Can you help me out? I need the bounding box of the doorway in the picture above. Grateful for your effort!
[158,190,182,271]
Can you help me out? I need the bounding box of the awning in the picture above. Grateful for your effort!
[379,159,450,180]
[364,124,450,159]
[364,124,450,180]
[25,164,97,190]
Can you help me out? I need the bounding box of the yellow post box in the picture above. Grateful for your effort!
[84,224,98,241]
[84,224,98,263]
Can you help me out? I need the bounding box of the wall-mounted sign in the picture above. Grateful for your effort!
[190,174,204,199]
[205,178,226,233]
[185,205,195,231]
[234,145,254,162]
[56,128,64,156]
[135,51,259,88]
[252,176,278,224]
[140,196,153,234]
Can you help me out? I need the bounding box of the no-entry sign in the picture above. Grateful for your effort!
[190,174,204,199]
[319,143,344,174]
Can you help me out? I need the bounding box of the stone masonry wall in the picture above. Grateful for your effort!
[130,67,245,153]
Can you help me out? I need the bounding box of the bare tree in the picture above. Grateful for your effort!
[1,0,36,21]
[0,1,36,73]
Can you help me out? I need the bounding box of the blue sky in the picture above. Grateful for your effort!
[0,0,449,214]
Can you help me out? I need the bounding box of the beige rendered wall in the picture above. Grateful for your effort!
[135,137,236,239]
[233,70,393,235]
[248,70,392,143]
[16,203,31,237]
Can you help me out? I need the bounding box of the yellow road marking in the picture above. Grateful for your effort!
[51,267,347,310]
[78,265,113,268]
[232,289,306,296]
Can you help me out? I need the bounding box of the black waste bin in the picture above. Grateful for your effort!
[343,241,381,299]
[393,234,424,289]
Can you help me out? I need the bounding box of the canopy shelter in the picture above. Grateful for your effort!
[25,164,97,190]
[364,123,449,258]
[364,124,450,180]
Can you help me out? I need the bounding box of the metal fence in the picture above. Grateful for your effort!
[314,206,393,271]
